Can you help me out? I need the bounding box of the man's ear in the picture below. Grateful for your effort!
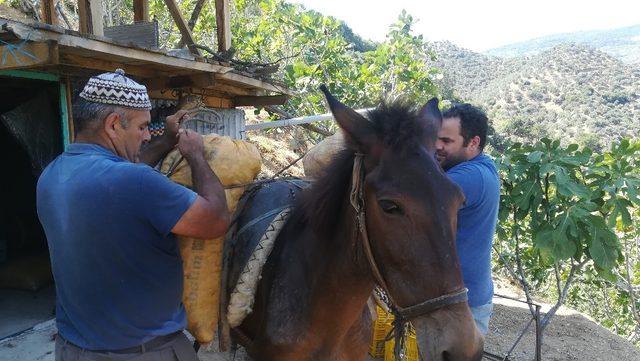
[103,112,122,140]
[468,135,481,151]
[319,85,376,153]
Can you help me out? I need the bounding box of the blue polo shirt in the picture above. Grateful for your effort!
[447,153,500,307]
[36,143,197,350]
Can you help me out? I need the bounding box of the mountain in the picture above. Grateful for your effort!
[431,42,640,150]
[486,24,640,64]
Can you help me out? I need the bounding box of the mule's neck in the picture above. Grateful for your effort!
[277,197,376,340]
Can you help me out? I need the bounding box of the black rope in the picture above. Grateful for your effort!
[381,310,409,361]
[393,315,408,360]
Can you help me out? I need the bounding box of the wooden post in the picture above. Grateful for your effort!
[133,0,150,22]
[215,0,231,52]
[163,0,201,55]
[78,0,104,36]
[40,0,59,26]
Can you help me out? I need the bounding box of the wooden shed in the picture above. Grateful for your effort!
[0,1,289,340]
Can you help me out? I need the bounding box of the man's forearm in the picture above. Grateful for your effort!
[185,154,228,215]
[139,135,176,166]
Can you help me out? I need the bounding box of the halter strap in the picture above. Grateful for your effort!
[350,153,468,360]
[350,153,401,307]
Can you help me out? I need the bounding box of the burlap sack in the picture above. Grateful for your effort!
[160,134,261,344]
[302,130,346,178]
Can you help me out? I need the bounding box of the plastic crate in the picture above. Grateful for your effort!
[383,330,418,361]
[368,305,394,357]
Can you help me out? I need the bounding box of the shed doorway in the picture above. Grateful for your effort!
[0,74,63,339]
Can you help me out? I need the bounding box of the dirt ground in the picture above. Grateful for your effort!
[482,278,640,361]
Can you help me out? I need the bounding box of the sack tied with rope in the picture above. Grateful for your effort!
[160,134,261,344]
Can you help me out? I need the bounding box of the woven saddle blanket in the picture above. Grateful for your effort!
[219,178,309,343]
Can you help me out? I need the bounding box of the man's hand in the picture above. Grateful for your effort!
[172,128,230,239]
[177,129,205,161]
[165,110,191,142]
[138,110,191,166]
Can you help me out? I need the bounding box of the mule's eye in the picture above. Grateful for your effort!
[378,199,403,215]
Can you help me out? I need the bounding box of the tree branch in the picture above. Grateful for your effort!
[554,262,562,297]
[188,0,206,29]
[56,2,72,29]
[541,258,588,330]
[513,207,536,316]
[623,236,640,325]
[176,0,206,48]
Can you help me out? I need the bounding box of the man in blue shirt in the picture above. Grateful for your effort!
[37,70,230,360]
[436,103,500,335]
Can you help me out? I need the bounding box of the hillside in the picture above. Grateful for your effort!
[431,42,640,150]
[486,24,640,64]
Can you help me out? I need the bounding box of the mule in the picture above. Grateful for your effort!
[223,86,484,360]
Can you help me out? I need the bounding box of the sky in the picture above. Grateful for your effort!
[289,0,640,51]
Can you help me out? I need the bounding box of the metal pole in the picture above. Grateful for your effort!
[244,108,373,131]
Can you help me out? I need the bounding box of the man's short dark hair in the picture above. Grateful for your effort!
[73,97,126,134]
[442,103,488,150]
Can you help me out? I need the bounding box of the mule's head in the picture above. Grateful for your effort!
[320,86,484,361]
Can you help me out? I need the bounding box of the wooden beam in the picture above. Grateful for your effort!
[146,73,216,91]
[215,0,231,52]
[89,0,104,36]
[78,0,103,36]
[215,72,291,95]
[59,53,160,78]
[40,0,59,26]
[133,0,150,22]
[54,36,230,73]
[0,41,58,70]
[212,83,257,96]
[163,0,201,56]
[148,89,233,108]
[233,95,288,107]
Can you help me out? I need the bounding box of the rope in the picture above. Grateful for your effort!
[162,147,309,186]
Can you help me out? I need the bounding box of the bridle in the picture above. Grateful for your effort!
[349,153,468,359]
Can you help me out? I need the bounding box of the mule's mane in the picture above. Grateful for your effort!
[299,101,430,237]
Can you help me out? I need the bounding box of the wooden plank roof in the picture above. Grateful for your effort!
[0,17,290,108]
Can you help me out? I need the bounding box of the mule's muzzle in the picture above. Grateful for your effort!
[414,303,484,361]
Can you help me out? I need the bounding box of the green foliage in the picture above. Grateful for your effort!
[230,1,439,118]
[495,138,640,342]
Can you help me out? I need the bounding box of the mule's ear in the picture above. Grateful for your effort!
[319,85,375,152]
[419,98,442,150]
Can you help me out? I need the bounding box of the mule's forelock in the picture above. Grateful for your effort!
[367,98,440,152]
